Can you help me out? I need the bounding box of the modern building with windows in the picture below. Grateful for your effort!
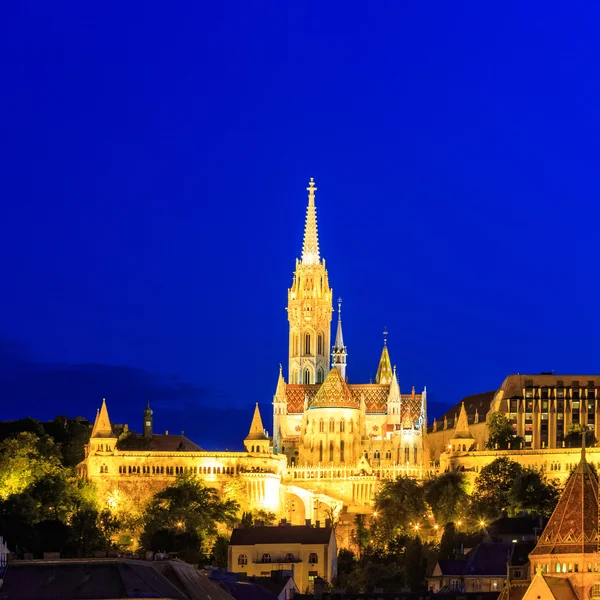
[428,374,600,482]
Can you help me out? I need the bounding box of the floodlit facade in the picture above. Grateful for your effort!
[78,179,428,524]
[428,374,600,483]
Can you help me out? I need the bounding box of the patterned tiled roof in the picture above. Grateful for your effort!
[349,385,389,413]
[531,449,599,555]
[310,368,358,409]
[286,384,319,413]
[285,377,423,426]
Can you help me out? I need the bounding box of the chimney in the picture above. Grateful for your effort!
[315,520,320,528]
[279,519,287,526]
[305,519,312,527]
[325,518,332,528]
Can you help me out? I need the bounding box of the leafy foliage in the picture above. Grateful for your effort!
[472,457,523,520]
[423,472,468,526]
[508,469,560,517]
[486,413,523,450]
[140,473,239,555]
[564,423,596,448]
[371,476,426,544]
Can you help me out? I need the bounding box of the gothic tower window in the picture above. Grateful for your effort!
[319,440,323,463]
[319,419,324,433]
[329,440,334,462]
[329,418,335,433]
[340,440,345,462]
[305,334,311,355]
[318,333,323,356]
[317,367,324,384]
[304,368,311,384]
[340,419,345,432]
[414,446,418,464]
[405,446,410,463]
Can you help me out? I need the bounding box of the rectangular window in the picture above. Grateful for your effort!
[526,388,533,398]
[558,389,565,400]
[542,389,549,400]
[573,389,580,400]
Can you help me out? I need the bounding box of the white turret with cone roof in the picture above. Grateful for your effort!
[88,398,118,457]
[244,403,270,454]
[331,298,347,381]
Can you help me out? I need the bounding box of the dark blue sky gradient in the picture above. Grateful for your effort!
[2,3,600,449]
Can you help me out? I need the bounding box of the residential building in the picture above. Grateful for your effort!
[228,523,337,592]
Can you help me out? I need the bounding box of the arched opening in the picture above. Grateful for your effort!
[305,334,311,355]
[284,492,306,525]
[319,440,323,463]
[303,368,311,384]
[340,440,345,462]
[317,367,324,383]
[329,441,334,462]
[317,333,323,356]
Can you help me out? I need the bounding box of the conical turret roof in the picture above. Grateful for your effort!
[245,403,268,441]
[91,398,114,438]
[531,446,599,555]
[375,345,393,384]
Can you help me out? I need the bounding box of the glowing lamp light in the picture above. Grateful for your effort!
[434,524,439,530]
[479,520,486,527]
[176,521,184,529]
[457,520,462,527]
[373,511,378,518]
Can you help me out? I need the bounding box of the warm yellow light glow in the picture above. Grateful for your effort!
[434,524,439,530]
[414,524,420,531]
[373,511,378,518]
[479,520,486,527]
[176,521,184,529]
[457,520,462,526]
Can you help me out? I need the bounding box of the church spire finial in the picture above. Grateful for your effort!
[301,178,320,265]
[383,326,388,347]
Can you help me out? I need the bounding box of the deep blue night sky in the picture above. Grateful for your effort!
[2,3,600,450]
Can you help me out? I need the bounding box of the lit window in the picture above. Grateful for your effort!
[308,553,318,564]
[262,553,271,563]
[238,554,247,566]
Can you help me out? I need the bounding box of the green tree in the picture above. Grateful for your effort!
[351,514,371,559]
[564,423,596,448]
[438,522,460,560]
[473,457,523,520]
[68,508,119,557]
[423,472,468,526]
[508,469,560,517]
[0,433,63,500]
[404,536,427,591]
[372,476,426,545]
[140,473,239,554]
[486,413,523,450]
[211,534,230,567]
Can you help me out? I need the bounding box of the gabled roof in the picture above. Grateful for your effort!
[531,447,599,555]
[230,525,333,546]
[435,559,466,576]
[148,434,204,452]
[463,542,513,577]
[0,558,192,599]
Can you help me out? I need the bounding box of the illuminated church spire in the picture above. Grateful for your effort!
[301,178,320,265]
[332,298,347,381]
[287,179,333,384]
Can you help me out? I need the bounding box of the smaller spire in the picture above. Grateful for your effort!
[245,403,268,441]
[375,330,393,385]
[332,297,347,380]
[91,398,114,438]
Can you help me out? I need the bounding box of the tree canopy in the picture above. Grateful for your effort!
[486,413,523,450]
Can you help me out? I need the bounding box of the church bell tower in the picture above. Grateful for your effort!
[287,178,333,384]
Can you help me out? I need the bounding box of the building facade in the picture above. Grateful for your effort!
[228,524,337,592]
[77,179,429,528]
[428,374,600,484]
